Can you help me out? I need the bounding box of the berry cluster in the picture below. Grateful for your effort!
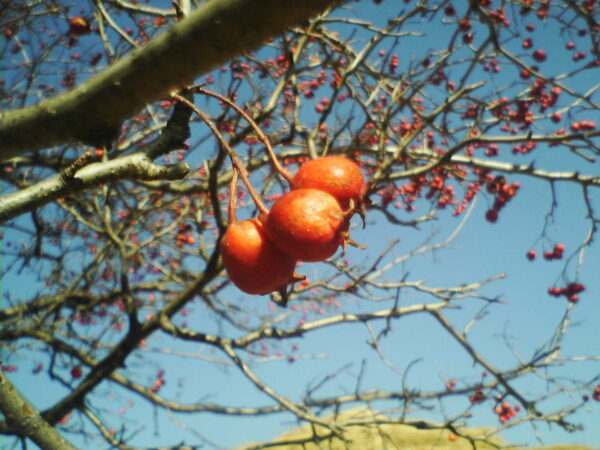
[544,243,565,260]
[494,401,520,424]
[392,167,460,213]
[480,172,520,223]
[222,155,368,301]
[527,243,586,303]
[570,120,596,132]
[175,223,196,247]
[469,388,486,404]
[548,282,585,303]
[526,243,565,261]
[150,370,166,393]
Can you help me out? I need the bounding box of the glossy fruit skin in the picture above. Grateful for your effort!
[221,219,296,295]
[291,156,366,209]
[265,189,344,262]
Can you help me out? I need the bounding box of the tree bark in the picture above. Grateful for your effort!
[0,0,340,161]
[0,368,78,449]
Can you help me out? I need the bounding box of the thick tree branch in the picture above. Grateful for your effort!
[0,0,341,160]
[0,91,192,224]
[0,368,77,449]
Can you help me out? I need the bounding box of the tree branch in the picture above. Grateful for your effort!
[0,368,77,449]
[0,153,189,224]
[0,0,342,159]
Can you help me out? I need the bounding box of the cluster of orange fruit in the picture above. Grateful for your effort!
[221,156,367,298]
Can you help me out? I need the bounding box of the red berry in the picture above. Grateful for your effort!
[444,5,455,15]
[485,209,498,223]
[69,17,91,35]
[221,219,296,295]
[548,287,561,297]
[265,189,344,262]
[526,250,536,261]
[532,49,546,62]
[291,156,367,210]
[568,283,585,294]
[71,366,82,379]
[553,243,564,258]
[469,388,485,404]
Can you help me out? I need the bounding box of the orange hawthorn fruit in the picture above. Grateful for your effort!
[221,218,296,295]
[265,188,344,262]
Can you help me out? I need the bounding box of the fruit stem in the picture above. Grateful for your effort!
[172,92,269,216]
[228,167,239,224]
[195,87,294,185]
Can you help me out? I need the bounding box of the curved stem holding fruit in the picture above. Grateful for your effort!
[228,168,239,224]
[194,87,294,185]
[171,92,269,216]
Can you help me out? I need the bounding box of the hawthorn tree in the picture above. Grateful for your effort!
[1,0,600,449]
